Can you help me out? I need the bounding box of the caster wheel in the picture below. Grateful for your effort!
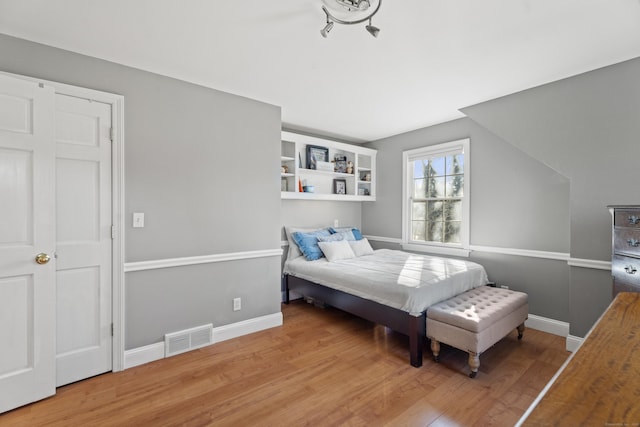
[469,371,477,378]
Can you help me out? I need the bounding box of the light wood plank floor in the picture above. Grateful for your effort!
[1,300,569,426]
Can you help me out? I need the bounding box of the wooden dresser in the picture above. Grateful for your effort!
[517,292,640,426]
[609,205,640,296]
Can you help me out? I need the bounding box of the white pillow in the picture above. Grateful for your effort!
[349,238,374,257]
[318,240,356,262]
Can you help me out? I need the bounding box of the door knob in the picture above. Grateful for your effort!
[35,253,51,265]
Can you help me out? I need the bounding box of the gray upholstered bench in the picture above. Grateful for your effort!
[426,286,528,378]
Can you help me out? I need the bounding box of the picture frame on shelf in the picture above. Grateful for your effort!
[306,145,329,169]
[333,179,347,195]
[334,155,347,173]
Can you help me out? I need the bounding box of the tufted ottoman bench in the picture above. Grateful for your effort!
[426,286,528,378]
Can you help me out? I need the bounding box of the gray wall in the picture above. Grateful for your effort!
[461,56,640,336]
[363,117,572,323]
[281,200,362,237]
[364,57,640,337]
[0,34,283,349]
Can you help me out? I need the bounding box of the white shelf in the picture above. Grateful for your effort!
[281,191,375,202]
[280,131,376,202]
[298,168,355,178]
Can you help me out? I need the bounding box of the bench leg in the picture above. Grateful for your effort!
[468,351,480,378]
[430,339,440,362]
[517,322,525,340]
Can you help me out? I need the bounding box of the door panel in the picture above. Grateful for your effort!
[0,92,33,133]
[0,275,33,376]
[57,158,100,241]
[56,267,101,354]
[0,75,56,413]
[54,94,112,387]
[0,148,33,244]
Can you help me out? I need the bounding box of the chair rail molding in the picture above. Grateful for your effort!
[124,249,283,273]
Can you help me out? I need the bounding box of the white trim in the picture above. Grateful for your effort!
[1,71,126,373]
[566,334,584,353]
[281,240,289,247]
[525,314,569,337]
[366,236,611,272]
[212,312,283,343]
[123,312,283,369]
[123,342,165,369]
[526,315,580,354]
[111,96,125,372]
[363,235,402,245]
[124,249,283,273]
[470,245,570,262]
[401,243,470,258]
[402,138,471,255]
[567,257,611,271]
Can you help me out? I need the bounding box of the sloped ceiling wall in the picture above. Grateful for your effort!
[462,56,640,262]
[461,56,640,335]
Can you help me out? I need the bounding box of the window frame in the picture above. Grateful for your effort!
[401,138,471,257]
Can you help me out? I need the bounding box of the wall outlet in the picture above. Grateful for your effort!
[334,219,339,227]
[500,285,510,290]
[233,297,241,311]
[133,212,144,228]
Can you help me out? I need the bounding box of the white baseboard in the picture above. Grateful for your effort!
[565,335,584,353]
[525,314,582,352]
[123,312,283,369]
[124,342,165,369]
[525,314,569,337]
[212,312,283,343]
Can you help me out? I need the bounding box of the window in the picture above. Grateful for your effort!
[402,139,470,257]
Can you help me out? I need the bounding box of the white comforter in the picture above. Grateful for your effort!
[284,249,488,314]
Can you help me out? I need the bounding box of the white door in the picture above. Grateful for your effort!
[0,75,56,412]
[54,94,112,386]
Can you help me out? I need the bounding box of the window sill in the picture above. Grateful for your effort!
[401,243,470,258]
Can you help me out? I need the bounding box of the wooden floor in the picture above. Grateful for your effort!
[1,300,569,427]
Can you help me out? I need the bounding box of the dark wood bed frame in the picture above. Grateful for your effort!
[284,274,426,367]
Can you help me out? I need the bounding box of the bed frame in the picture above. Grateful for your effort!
[284,274,426,367]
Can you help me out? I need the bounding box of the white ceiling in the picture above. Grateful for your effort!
[1,0,640,142]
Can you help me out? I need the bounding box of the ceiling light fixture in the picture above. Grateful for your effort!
[365,18,380,38]
[320,0,382,38]
[321,20,334,38]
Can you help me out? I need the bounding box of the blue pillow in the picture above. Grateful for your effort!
[292,229,331,261]
[318,233,345,242]
[330,227,363,241]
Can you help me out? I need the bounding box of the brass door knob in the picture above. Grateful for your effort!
[35,253,51,265]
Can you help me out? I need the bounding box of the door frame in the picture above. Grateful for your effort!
[1,71,126,372]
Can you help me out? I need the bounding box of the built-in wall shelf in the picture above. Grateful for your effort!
[281,131,376,202]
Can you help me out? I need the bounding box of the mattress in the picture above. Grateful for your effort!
[284,249,489,314]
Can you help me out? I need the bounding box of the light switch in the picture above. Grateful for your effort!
[133,212,144,228]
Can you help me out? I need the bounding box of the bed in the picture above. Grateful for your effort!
[283,226,489,367]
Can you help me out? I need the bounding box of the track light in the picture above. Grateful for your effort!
[320,0,382,38]
[365,18,380,37]
[321,21,334,38]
